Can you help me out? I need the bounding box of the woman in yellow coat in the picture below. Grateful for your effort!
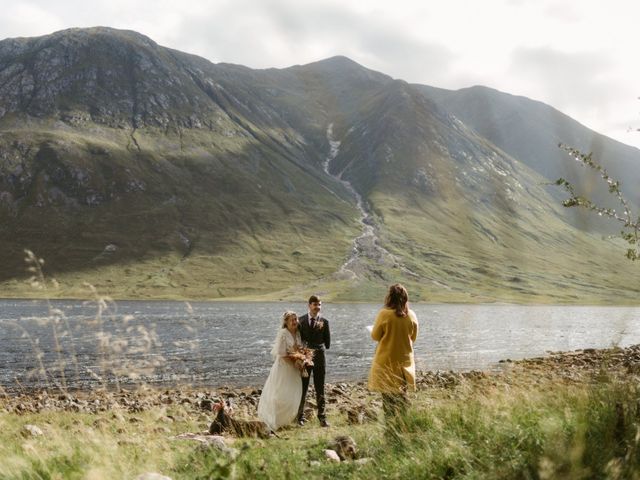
[368,283,419,417]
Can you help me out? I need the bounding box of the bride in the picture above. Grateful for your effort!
[258,311,303,431]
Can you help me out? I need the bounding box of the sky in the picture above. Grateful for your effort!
[2,0,640,148]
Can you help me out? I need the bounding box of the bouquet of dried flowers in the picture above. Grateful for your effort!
[287,346,314,377]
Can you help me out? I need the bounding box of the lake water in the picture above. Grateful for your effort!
[1,299,639,391]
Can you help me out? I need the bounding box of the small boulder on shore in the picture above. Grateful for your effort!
[22,424,44,437]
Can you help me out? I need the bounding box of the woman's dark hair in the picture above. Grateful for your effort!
[384,283,409,317]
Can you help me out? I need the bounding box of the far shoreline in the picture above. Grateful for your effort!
[1,295,639,307]
[2,343,638,413]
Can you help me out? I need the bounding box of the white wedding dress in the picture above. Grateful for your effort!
[257,328,303,431]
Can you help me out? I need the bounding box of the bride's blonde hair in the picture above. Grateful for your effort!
[281,311,298,328]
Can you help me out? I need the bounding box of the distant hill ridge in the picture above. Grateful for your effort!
[417,83,640,206]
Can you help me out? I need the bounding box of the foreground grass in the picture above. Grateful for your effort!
[2,374,640,479]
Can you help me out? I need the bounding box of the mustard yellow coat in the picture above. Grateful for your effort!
[368,307,419,393]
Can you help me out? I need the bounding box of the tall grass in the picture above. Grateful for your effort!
[214,377,640,480]
[376,380,640,479]
[2,252,640,478]
[3,375,638,479]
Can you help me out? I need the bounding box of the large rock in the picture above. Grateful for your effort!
[324,449,341,462]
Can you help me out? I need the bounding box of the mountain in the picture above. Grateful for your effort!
[0,27,361,298]
[0,27,638,303]
[416,84,640,212]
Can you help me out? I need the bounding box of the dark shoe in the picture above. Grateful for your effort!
[320,419,330,428]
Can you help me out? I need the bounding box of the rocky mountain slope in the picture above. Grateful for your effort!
[0,27,638,302]
[417,84,640,212]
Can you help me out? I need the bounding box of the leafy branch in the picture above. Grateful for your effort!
[554,143,640,261]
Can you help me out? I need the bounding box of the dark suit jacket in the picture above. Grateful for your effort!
[298,313,330,350]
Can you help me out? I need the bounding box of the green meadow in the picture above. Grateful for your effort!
[2,369,639,479]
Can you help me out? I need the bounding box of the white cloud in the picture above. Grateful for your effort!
[0,2,65,38]
[508,47,615,109]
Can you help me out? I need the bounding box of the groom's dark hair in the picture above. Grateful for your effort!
[308,295,321,304]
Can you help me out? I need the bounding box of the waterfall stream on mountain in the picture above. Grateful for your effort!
[322,123,417,280]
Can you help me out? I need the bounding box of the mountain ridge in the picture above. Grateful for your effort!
[416,83,640,211]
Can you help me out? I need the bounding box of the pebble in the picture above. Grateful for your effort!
[22,424,44,437]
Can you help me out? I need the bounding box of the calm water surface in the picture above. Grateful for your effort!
[0,300,639,391]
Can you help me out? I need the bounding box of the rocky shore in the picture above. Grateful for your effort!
[3,344,639,417]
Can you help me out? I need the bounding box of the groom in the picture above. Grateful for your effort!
[297,295,331,427]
